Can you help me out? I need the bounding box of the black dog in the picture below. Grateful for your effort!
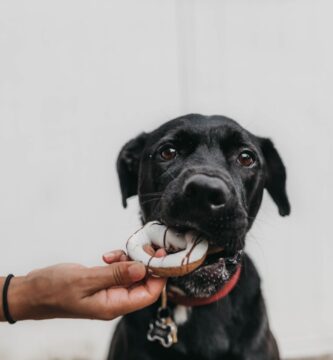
[108,114,290,360]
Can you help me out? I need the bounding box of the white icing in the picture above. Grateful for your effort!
[126,221,208,269]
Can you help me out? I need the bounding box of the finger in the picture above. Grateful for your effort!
[143,244,155,256]
[154,248,167,257]
[143,246,167,258]
[127,276,166,310]
[85,262,147,291]
[102,250,126,264]
[100,276,166,318]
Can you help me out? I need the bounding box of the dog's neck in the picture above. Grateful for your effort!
[167,265,241,307]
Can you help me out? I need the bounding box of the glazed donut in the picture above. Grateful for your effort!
[126,221,209,277]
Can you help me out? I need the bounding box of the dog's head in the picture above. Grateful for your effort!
[117,114,290,297]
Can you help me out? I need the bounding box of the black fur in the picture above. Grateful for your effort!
[108,114,290,360]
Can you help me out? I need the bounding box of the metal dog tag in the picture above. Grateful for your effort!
[147,307,178,348]
[147,286,178,348]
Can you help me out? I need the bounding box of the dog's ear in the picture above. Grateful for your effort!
[117,133,147,208]
[260,138,291,216]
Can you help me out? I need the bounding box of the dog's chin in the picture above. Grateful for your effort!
[168,249,243,298]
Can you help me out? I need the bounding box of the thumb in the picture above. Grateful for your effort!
[85,262,147,291]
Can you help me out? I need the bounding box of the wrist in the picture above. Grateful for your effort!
[7,276,36,321]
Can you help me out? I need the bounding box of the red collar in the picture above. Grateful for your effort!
[167,266,241,307]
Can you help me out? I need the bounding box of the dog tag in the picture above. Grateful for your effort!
[147,308,178,347]
[147,286,178,348]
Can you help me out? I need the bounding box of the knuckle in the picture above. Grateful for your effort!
[112,264,126,285]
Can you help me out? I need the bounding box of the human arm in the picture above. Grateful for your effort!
[0,250,165,322]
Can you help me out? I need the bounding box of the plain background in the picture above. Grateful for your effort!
[0,1,332,359]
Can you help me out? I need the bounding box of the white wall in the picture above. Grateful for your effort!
[0,1,332,359]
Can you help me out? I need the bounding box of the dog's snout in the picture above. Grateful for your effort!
[183,174,231,209]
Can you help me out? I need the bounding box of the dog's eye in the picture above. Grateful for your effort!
[160,147,177,161]
[237,150,256,167]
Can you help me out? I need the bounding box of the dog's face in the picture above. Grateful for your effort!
[117,114,290,297]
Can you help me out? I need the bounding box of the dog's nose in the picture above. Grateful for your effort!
[183,174,231,209]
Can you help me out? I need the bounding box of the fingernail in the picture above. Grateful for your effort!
[103,252,116,261]
[128,262,146,281]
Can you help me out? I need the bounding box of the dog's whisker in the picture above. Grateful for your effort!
[150,198,162,220]
[140,192,163,198]
[163,167,176,180]
[140,198,161,206]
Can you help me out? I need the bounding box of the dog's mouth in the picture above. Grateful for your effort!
[158,221,244,298]
[170,246,243,298]
[205,246,239,266]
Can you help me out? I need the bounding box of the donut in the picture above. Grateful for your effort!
[126,221,209,277]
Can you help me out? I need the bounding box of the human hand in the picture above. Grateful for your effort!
[4,250,166,321]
